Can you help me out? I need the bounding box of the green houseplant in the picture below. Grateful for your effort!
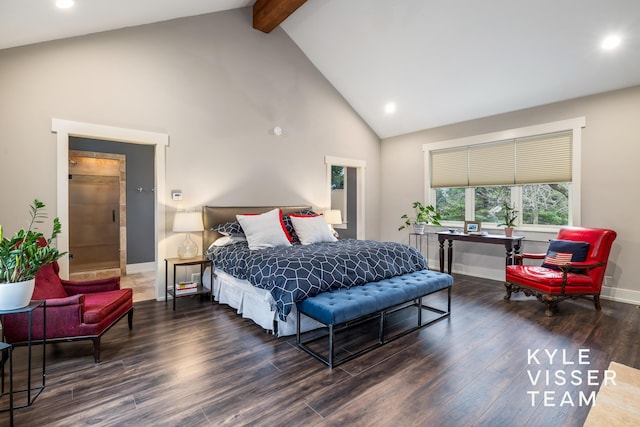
[497,202,518,237]
[399,201,442,234]
[0,199,65,309]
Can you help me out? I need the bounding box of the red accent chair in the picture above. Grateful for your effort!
[504,227,617,316]
[2,261,133,363]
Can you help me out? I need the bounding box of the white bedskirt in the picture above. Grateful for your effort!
[203,267,323,337]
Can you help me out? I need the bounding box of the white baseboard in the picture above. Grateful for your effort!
[601,286,640,306]
[429,257,640,306]
[126,262,156,274]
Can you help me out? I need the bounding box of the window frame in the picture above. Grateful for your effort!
[423,117,585,233]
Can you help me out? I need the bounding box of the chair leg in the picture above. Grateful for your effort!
[504,282,513,300]
[594,294,602,311]
[543,298,558,317]
[93,338,101,364]
[127,309,134,330]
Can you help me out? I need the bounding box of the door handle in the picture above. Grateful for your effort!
[112,210,116,223]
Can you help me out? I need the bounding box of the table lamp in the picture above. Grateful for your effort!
[172,211,204,259]
[323,209,343,236]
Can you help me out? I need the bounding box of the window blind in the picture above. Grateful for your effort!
[468,141,515,186]
[430,131,572,188]
[431,148,468,188]
[515,132,572,184]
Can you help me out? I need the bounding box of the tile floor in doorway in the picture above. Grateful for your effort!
[121,271,157,302]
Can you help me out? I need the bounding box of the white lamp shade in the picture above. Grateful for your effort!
[173,211,204,232]
[323,209,343,225]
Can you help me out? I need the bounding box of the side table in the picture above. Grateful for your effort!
[409,232,428,255]
[0,342,13,427]
[0,300,46,410]
[165,257,213,311]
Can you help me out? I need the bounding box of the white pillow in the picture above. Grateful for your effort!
[290,215,338,245]
[236,209,292,250]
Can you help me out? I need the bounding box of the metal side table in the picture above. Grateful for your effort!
[0,300,46,409]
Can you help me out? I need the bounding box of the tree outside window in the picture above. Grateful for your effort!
[435,183,569,227]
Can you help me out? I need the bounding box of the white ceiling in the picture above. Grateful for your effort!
[2,0,640,139]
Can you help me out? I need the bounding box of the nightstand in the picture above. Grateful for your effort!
[165,257,213,311]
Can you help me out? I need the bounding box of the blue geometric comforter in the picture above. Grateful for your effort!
[207,239,427,320]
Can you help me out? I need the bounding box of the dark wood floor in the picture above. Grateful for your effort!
[2,273,639,426]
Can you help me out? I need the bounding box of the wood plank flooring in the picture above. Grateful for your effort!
[1,273,639,426]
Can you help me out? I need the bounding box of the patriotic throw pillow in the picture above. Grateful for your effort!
[541,240,590,271]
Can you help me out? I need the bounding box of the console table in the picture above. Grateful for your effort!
[436,232,524,274]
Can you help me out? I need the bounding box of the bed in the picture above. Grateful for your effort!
[201,205,428,336]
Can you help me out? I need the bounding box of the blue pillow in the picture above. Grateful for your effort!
[214,221,245,237]
[542,239,590,271]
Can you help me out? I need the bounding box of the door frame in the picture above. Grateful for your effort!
[52,118,169,300]
[325,155,366,240]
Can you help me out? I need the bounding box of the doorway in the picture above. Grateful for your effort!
[68,151,126,277]
[325,156,366,240]
[52,118,169,300]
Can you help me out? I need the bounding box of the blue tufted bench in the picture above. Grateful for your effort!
[296,269,453,368]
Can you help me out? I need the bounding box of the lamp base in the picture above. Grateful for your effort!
[177,234,198,259]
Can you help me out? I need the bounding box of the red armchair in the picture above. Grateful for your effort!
[2,261,133,363]
[504,227,617,316]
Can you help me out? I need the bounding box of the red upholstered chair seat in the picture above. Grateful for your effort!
[504,227,616,316]
[2,260,134,363]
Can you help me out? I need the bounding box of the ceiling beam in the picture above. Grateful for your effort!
[253,0,307,33]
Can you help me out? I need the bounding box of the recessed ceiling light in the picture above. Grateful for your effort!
[384,102,397,114]
[56,0,75,9]
[601,34,621,50]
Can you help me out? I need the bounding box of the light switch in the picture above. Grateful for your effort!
[171,190,182,201]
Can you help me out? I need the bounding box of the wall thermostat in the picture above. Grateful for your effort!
[171,190,182,201]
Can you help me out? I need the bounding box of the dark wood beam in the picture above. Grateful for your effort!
[253,0,307,33]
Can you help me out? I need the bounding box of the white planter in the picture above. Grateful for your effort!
[0,278,36,311]
[412,222,427,234]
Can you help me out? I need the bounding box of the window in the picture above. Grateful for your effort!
[475,186,510,223]
[435,187,465,221]
[424,118,584,230]
[522,183,569,226]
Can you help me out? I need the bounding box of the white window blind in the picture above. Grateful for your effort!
[468,141,515,186]
[430,131,572,188]
[515,132,572,183]
[431,148,468,188]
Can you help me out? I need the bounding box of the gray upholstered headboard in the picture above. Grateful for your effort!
[202,205,313,251]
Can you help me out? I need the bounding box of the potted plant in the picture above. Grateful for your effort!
[399,201,442,234]
[497,202,518,237]
[0,199,65,310]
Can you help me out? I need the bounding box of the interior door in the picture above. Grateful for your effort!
[68,156,120,272]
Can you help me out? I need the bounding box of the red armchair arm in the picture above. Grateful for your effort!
[45,294,85,307]
[514,252,546,265]
[522,253,546,259]
[4,295,86,343]
[558,261,604,293]
[61,276,121,295]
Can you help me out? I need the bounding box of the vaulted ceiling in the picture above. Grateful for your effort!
[2,0,640,138]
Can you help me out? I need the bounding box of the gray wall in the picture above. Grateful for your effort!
[69,137,155,264]
[381,85,640,303]
[0,8,381,260]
